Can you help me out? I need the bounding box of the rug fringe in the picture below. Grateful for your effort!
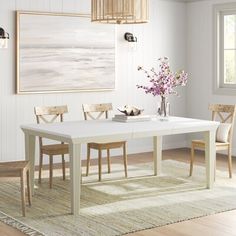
[0,211,45,236]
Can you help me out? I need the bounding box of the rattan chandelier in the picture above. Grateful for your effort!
[91,0,149,24]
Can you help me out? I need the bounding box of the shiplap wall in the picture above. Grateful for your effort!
[0,0,187,163]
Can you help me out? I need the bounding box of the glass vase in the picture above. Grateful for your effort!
[158,96,170,120]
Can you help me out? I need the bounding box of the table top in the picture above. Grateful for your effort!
[21,116,219,143]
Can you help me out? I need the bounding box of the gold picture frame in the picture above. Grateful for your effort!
[16,11,116,94]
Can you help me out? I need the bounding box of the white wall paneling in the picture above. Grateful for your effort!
[0,0,187,163]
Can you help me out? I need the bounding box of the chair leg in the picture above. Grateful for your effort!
[20,170,26,217]
[38,151,43,184]
[98,149,102,182]
[190,143,195,176]
[26,170,32,206]
[214,154,216,181]
[81,169,83,184]
[123,143,128,178]
[228,146,232,178]
[49,155,53,188]
[86,144,91,176]
[62,154,66,180]
[107,149,111,173]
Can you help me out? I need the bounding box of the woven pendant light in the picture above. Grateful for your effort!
[91,0,149,24]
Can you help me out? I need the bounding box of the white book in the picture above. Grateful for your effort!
[112,115,151,123]
[113,114,151,120]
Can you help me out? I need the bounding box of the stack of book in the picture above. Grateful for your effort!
[112,114,151,123]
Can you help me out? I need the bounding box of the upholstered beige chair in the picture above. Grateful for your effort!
[0,161,31,216]
[34,105,69,188]
[82,103,128,181]
[190,104,236,178]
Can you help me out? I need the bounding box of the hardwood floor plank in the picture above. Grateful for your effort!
[0,222,25,236]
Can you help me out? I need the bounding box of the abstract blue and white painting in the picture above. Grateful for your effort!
[17,12,115,93]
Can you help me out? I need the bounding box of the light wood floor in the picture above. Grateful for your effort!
[1,148,236,236]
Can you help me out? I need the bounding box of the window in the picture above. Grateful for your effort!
[214,3,236,94]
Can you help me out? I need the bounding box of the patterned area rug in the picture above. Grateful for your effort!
[1,160,236,236]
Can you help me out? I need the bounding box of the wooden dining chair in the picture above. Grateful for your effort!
[190,104,236,178]
[82,103,128,181]
[34,105,69,188]
[0,161,31,216]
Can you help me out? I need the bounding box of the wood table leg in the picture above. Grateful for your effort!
[69,142,81,216]
[204,130,216,189]
[24,133,36,195]
[153,136,162,176]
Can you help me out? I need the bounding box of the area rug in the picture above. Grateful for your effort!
[1,160,236,236]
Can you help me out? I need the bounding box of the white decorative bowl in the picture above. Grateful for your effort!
[117,105,144,116]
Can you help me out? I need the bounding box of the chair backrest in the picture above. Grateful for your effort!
[209,104,236,143]
[34,105,68,124]
[34,105,68,147]
[82,103,112,120]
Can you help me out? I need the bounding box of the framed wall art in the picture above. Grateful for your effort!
[16,11,116,94]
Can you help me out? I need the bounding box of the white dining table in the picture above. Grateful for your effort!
[21,116,219,216]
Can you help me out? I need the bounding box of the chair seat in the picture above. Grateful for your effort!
[0,161,29,177]
[0,160,31,216]
[88,141,126,150]
[192,139,230,145]
[192,140,230,150]
[41,144,69,155]
[0,160,29,169]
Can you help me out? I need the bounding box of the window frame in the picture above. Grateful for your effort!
[213,3,236,95]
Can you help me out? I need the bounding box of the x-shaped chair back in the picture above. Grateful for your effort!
[82,103,113,120]
[209,104,236,143]
[34,105,68,147]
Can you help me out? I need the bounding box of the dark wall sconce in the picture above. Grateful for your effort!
[0,27,10,49]
[124,32,137,43]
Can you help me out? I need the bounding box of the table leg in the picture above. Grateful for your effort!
[204,130,216,189]
[153,136,162,176]
[69,142,81,216]
[24,133,36,195]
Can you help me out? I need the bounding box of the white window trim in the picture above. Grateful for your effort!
[213,3,236,95]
